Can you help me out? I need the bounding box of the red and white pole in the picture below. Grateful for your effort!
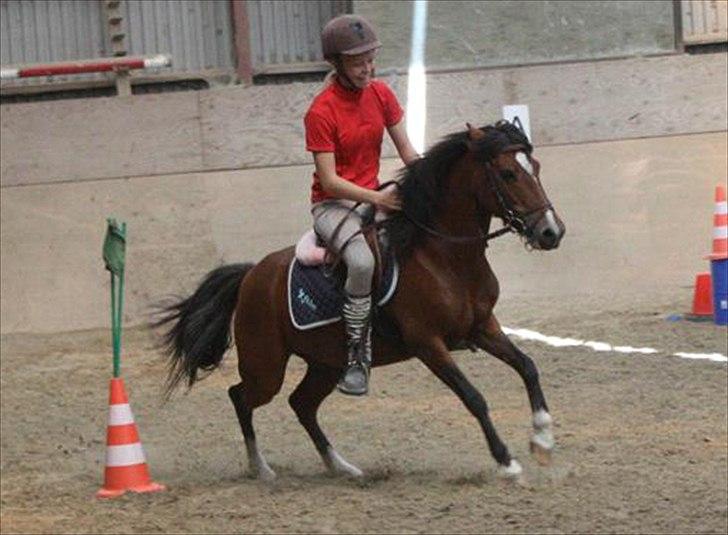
[0,54,171,80]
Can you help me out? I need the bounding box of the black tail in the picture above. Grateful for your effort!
[152,263,254,397]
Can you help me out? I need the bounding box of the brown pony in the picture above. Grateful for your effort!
[156,120,565,481]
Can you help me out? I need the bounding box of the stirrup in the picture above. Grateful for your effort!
[337,359,369,396]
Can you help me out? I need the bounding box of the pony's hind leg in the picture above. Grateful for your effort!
[476,316,555,465]
[228,383,277,481]
[289,362,363,478]
[227,341,290,481]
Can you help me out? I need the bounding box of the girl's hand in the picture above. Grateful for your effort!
[374,185,402,213]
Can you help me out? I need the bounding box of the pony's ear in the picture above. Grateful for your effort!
[466,122,485,141]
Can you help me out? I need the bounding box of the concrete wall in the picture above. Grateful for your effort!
[1,132,727,334]
[355,0,677,72]
[1,49,727,334]
[1,53,726,187]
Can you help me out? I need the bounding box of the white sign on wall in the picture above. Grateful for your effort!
[502,104,531,142]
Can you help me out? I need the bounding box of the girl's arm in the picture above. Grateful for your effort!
[314,152,401,211]
[387,119,421,166]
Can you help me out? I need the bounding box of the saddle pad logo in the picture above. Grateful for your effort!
[297,288,317,311]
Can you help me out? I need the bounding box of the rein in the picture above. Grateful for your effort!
[329,180,513,261]
[384,147,554,247]
[326,144,552,257]
[384,180,517,245]
[390,139,552,246]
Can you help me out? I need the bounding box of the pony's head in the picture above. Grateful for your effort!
[385,120,565,259]
[466,121,565,250]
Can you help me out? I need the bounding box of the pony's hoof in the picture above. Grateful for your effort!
[257,466,277,482]
[330,464,364,478]
[325,447,364,478]
[530,438,553,466]
[497,459,523,479]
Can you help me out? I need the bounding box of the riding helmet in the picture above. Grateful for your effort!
[321,14,381,60]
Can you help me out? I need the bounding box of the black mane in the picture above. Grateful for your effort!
[382,121,531,260]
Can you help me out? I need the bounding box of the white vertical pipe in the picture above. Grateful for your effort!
[406,0,428,155]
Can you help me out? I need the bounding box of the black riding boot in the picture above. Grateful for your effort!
[337,293,372,396]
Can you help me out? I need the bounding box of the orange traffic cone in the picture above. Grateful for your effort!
[691,272,714,316]
[706,185,728,260]
[97,378,165,498]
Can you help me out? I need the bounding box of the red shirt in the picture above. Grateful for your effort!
[304,78,404,203]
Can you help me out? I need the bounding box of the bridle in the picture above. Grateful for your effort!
[482,146,553,243]
[394,145,552,246]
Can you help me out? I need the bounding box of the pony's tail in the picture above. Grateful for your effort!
[152,263,254,398]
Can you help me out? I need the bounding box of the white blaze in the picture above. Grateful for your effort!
[515,152,533,175]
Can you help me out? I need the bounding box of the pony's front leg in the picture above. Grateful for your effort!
[474,315,555,465]
[419,338,522,479]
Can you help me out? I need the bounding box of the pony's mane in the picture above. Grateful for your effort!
[382,121,531,260]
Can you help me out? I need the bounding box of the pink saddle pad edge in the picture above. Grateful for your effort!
[295,229,327,266]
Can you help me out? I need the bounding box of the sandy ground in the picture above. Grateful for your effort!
[1,290,726,534]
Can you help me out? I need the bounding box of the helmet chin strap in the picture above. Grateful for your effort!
[333,57,360,92]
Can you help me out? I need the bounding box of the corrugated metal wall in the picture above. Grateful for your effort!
[0,0,235,89]
[0,0,107,85]
[1,0,353,90]
[247,0,349,74]
[681,0,728,44]
[124,0,234,73]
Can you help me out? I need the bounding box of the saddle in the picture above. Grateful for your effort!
[288,227,399,331]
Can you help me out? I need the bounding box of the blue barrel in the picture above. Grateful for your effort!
[710,258,728,325]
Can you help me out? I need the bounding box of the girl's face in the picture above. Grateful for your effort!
[340,50,377,89]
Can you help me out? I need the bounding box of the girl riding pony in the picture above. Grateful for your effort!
[305,14,420,395]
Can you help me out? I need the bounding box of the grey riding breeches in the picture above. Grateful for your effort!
[311,199,382,297]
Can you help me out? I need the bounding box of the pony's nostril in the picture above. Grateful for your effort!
[540,228,558,248]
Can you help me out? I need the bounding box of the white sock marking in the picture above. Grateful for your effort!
[533,409,552,429]
[531,410,555,451]
[498,459,523,478]
[245,439,276,481]
[324,446,363,477]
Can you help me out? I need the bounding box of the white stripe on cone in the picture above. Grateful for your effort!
[106,443,147,467]
[108,403,135,426]
[714,227,728,239]
[715,201,728,214]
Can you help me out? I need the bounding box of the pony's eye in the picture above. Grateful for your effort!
[500,170,517,182]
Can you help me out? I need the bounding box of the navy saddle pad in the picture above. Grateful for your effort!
[287,254,399,330]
